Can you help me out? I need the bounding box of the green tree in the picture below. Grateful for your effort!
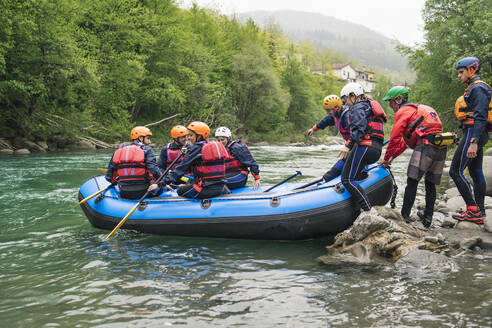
[230,44,289,138]
[281,46,317,129]
[400,0,491,128]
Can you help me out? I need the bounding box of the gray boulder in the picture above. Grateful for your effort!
[483,156,492,196]
[455,220,483,231]
[0,149,14,155]
[446,196,466,212]
[24,140,46,153]
[445,187,460,200]
[485,147,492,156]
[65,140,96,151]
[36,141,49,150]
[395,249,457,279]
[14,148,30,155]
[484,209,492,233]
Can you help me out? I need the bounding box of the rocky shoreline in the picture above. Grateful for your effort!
[319,170,492,269]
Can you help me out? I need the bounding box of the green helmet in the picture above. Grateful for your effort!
[383,86,408,101]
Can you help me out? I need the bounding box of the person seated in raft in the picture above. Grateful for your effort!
[339,82,386,212]
[307,94,353,182]
[105,126,163,199]
[215,126,261,190]
[164,121,228,199]
[158,125,189,171]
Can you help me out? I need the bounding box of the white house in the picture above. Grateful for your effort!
[332,63,376,94]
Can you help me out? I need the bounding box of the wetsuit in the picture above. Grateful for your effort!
[312,105,352,182]
[341,99,384,211]
[449,76,491,215]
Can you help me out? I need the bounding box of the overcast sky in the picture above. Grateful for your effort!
[179,0,427,45]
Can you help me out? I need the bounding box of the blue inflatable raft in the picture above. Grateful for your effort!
[78,164,394,240]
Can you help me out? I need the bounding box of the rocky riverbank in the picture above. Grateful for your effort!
[319,158,492,269]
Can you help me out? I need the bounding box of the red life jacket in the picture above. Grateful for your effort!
[111,144,151,183]
[166,144,184,170]
[360,99,387,146]
[225,141,248,174]
[194,141,227,182]
[403,104,443,149]
[335,107,351,141]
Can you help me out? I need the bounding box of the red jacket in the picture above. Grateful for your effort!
[384,103,442,160]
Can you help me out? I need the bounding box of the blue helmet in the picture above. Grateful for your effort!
[456,57,481,73]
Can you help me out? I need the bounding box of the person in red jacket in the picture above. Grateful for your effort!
[381,86,447,227]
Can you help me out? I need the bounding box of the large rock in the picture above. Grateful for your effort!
[485,147,492,156]
[0,148,14,155]
[445,187,460,200]
[0,138,12,149]
[395,249,457,279]
[455,220,483,232]
[36,141,49,150]
[14,148,30,155]
[65,140,96,151]
[483,156,492,196]
[24,140,46,153]
[484,209,492,233]
[446,196,466,212]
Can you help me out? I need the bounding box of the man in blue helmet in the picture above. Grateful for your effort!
[450,57,491,225]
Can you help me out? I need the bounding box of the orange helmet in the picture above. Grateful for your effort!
[130,126,152,140]
[171,125,188,138]
[187,121,210,139]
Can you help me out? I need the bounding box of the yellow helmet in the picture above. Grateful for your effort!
[130,126,152,140]
[322,95,342,110]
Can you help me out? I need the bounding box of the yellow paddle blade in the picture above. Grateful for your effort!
[75,188,106,207]
[98,167,108,173]
[103,203,138,240]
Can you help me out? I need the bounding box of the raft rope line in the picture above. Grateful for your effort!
[387,168,398,209]
[89,166,391,204]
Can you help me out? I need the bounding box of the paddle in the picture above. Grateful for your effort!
[295,139,390,191]
[97,167,107,174]
[103,152,184,240]
[75,181,116,207]
[264,171,302,192]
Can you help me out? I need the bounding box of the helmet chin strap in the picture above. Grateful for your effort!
[466,67,477,83]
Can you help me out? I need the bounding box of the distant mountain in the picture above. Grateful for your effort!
[237,10,408,71]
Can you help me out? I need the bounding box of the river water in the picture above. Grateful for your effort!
[1,145,491,327]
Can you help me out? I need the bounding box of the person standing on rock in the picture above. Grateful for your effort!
[307,95,353,182]
[339,82,386,212]
[106,126,163,199]
[381,86,447,227]
[449,57,491,225]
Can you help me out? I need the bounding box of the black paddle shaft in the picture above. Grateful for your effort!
[264,171,302,192]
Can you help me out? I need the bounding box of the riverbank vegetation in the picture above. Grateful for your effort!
[1,0,489,148]
[0,0,351,145]
[400,0,491,135]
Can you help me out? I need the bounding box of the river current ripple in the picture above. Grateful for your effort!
[0,146,491,327]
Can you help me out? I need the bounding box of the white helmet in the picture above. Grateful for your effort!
[340,82,364,98]
[215,126,232,138]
